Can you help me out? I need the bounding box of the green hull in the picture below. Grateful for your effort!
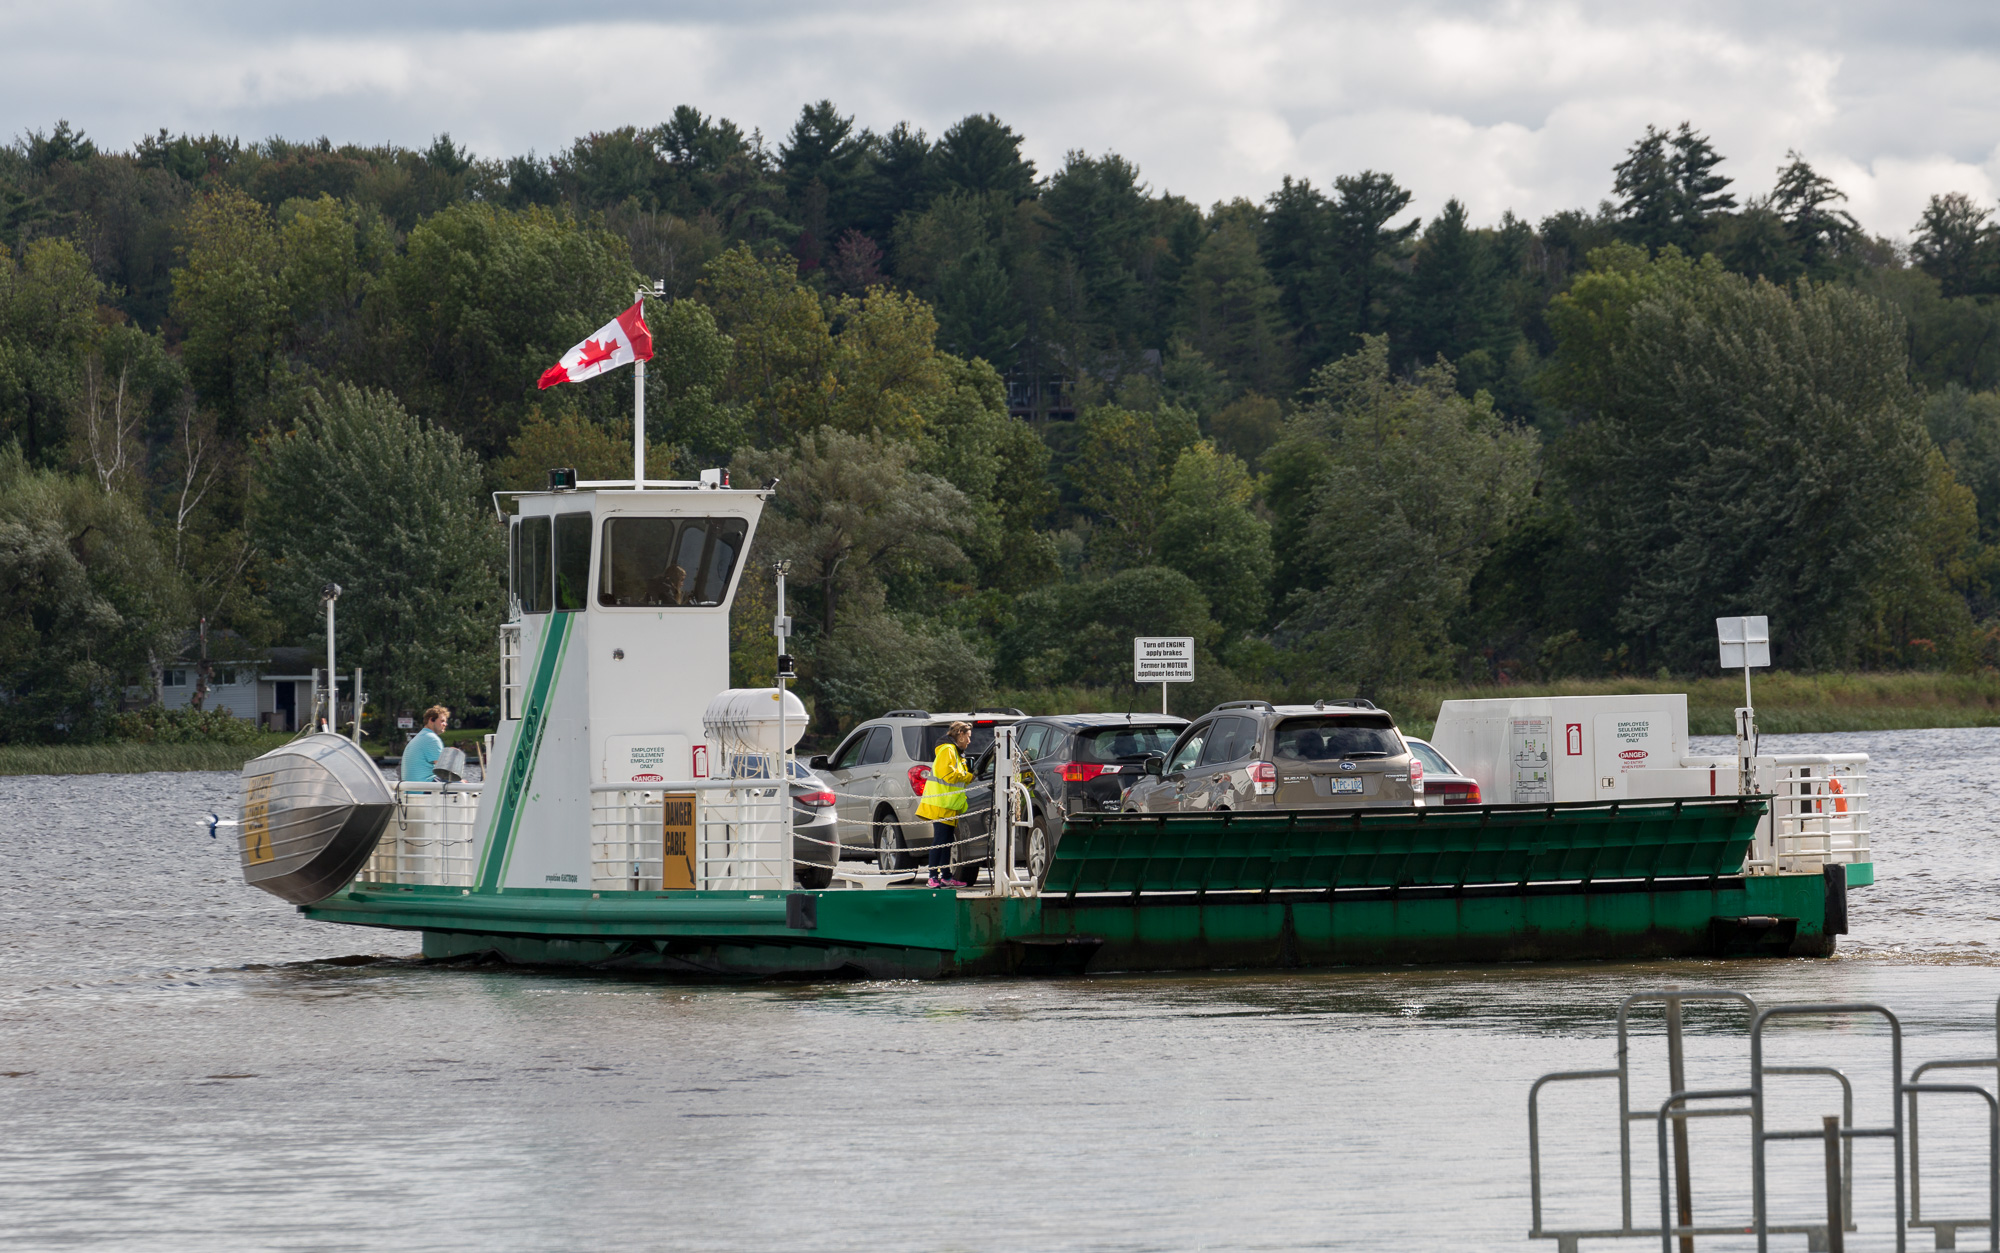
[300,799,1846,978]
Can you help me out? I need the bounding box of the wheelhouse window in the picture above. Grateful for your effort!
[553,513,593,611]
[512,516,551,614]
[597,516,749,608]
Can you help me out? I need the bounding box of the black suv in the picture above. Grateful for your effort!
[953,713,1187,884]
[1121,700,1420,812]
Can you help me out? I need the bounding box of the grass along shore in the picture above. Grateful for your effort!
[7,671,1998,775]
[0,734,295,777]
[994,672,2000,741]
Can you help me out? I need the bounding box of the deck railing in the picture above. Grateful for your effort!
[589,782,792,892]
[356,781,484,887]
[1748,754,1871,875]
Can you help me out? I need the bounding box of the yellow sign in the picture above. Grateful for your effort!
[242,775,274,865]
[662,792,697,890]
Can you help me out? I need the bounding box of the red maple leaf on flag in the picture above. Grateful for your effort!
[575,338,619,369]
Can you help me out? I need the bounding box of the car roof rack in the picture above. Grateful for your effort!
[883,709,931,718]
[1313,698,1377,710]
[1211,700,1276,712]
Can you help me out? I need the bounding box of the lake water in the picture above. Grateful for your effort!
[3,728,1998,1251]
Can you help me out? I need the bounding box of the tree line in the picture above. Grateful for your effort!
[4,106,2000,742]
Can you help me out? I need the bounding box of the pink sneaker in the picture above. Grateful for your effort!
[939,876,970,889]
[927,876,945,888]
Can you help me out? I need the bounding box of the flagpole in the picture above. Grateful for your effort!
[632,288,646,492]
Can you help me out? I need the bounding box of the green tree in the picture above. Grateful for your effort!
[369,202,640,456]
[1912,192,1999,299]
[0,237,103,465]
[1155,441,1272,636]
[0,446,185,741]
[932,114,1037,201]
[645,296,739,465]
[1611,123,1735,254]
[249,385,502,723]
[995,565,1220,697]
[170,188,288,437]
[933,245,1022,365]
[731,426,970,640]
[700,245,834,445]
[1180,200,1289,394]
[1398,198,1515,381]
[1070,403,1201,567]
[1546,249,1962,669]
[1271,337,1536,692]
[1769,152,1861,278]
[912,354,1058,593]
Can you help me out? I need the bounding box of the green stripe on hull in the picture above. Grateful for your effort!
[476,612,572,893]
[300,872,1834,978]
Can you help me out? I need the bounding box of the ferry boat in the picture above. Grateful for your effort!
[236,469,1872,978]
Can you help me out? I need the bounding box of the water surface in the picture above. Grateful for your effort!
[3,728,1997,1250]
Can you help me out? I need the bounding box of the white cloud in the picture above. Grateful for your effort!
[11,0,2000,237]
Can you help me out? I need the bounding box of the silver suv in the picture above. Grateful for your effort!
[1121,700,1421,812]
[808,708,1026,870]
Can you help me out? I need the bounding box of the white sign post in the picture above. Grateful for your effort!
[1134,636,1195,715]
[1716,615,1771,795]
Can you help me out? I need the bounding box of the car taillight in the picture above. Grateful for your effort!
[1250,761,1276,796]
[1061,762,1106,783]
[1409,757,1424,794]
[799,789,835,807]
[1431,782,1481,805]
[907,764,932,793]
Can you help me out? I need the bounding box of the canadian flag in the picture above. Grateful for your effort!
[537,302,653,389]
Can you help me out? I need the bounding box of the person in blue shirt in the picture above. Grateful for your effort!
[402,705,449,782]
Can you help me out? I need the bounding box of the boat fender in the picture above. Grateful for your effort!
[786,893,818,931]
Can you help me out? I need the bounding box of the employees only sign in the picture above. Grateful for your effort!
[1134,636,1195,683]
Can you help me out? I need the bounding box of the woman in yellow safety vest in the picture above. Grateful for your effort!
[916,720,976,888]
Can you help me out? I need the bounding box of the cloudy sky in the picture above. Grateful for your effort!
[11,1,2000,238]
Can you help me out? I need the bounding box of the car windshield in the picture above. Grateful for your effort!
[1274,716,1403,761]
[1406,740,1453,774]
[1074,725,1182,762]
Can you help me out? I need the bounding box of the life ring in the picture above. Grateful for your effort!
[1826,775,1848,815]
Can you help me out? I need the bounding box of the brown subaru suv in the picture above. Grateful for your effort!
[1120,700,1422,812]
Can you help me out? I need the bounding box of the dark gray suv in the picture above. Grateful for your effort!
[1120,700,1421,812]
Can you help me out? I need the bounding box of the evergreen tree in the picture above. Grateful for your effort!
[1179,200,1289,395]
[1770,152,1860,277]
[932,114,1037,201]
[1399,199,1514,381]
[1912,192,1998,299]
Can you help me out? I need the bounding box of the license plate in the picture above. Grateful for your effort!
[1331,777,1364,794]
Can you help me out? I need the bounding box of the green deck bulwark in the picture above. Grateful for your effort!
[300,798,1836,977]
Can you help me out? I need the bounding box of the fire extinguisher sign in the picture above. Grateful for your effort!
[1565,723,1583,756]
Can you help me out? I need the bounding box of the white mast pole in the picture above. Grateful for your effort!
[633,287,646,492]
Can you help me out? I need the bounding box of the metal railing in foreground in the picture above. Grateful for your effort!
[1529,992,1999,1253]
[356,781,483,888]
[1908,999,2000,1250]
